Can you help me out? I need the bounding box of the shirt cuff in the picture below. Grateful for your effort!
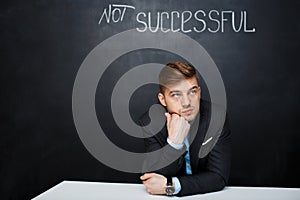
[167,138,184,150]
[172,177,181,195]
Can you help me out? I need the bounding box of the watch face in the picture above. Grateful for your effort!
[166,186,175,195]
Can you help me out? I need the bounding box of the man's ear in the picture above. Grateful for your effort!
[158,93,167,107]
[199,86,202,97]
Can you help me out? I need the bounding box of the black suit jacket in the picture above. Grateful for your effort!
[140,99,231,196]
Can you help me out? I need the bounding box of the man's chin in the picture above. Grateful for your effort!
[183,114,196,122]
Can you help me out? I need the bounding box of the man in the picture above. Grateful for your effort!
[139,62,231,196]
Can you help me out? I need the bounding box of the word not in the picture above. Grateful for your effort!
[98,4,135,24]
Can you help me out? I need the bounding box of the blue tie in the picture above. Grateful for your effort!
[184,135,192,175]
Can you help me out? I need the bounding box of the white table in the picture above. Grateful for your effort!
[32,181,300,200]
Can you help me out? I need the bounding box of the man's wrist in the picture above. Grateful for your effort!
[165,176,175,196]
[167,138,184,150]
[172,177,181,195]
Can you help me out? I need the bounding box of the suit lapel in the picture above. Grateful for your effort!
[189,117,207,172]
[189,100,210,172]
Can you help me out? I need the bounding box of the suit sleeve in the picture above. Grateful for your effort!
[140,117,187,176]
[177,116,231,196]
[142,133,187,175]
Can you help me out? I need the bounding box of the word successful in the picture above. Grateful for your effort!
[98,4,256,33]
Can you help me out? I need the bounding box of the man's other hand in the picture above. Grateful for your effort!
[140,173,167,195]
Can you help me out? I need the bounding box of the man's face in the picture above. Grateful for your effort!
[158,77,201,122]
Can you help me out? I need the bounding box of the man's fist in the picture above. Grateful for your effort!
[165,112,190,145]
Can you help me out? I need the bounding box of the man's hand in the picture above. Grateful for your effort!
[140,173,167,195]
[165,113,190,145]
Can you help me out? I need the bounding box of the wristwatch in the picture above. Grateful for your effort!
[165,176,175,196]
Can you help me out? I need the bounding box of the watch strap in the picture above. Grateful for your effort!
[167,176,173,186]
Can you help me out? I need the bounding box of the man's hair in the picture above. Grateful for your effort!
[159,62,199,93]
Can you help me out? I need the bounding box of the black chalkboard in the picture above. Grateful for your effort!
[1,0,299,199]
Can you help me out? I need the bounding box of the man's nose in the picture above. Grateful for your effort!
[181,94,191,107]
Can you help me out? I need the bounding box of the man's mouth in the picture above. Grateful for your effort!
[181,109,193,115]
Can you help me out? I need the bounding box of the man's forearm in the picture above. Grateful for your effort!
[177,171,227,196]
[143,143,186,175]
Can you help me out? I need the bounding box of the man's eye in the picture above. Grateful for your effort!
[171,93,181,97]
[187,90,196,95]
[190,89,197,94]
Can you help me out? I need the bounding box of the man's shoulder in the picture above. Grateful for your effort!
[138,104,168,138]
[200,99,227,119]
[138,110,151,126]
[138,104,166,126]
[199,99,211,120]
[200,99,211,110]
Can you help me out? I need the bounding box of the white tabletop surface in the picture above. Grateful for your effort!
[32,181,300,200]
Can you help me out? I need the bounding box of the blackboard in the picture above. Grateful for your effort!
[1,0,299,199]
